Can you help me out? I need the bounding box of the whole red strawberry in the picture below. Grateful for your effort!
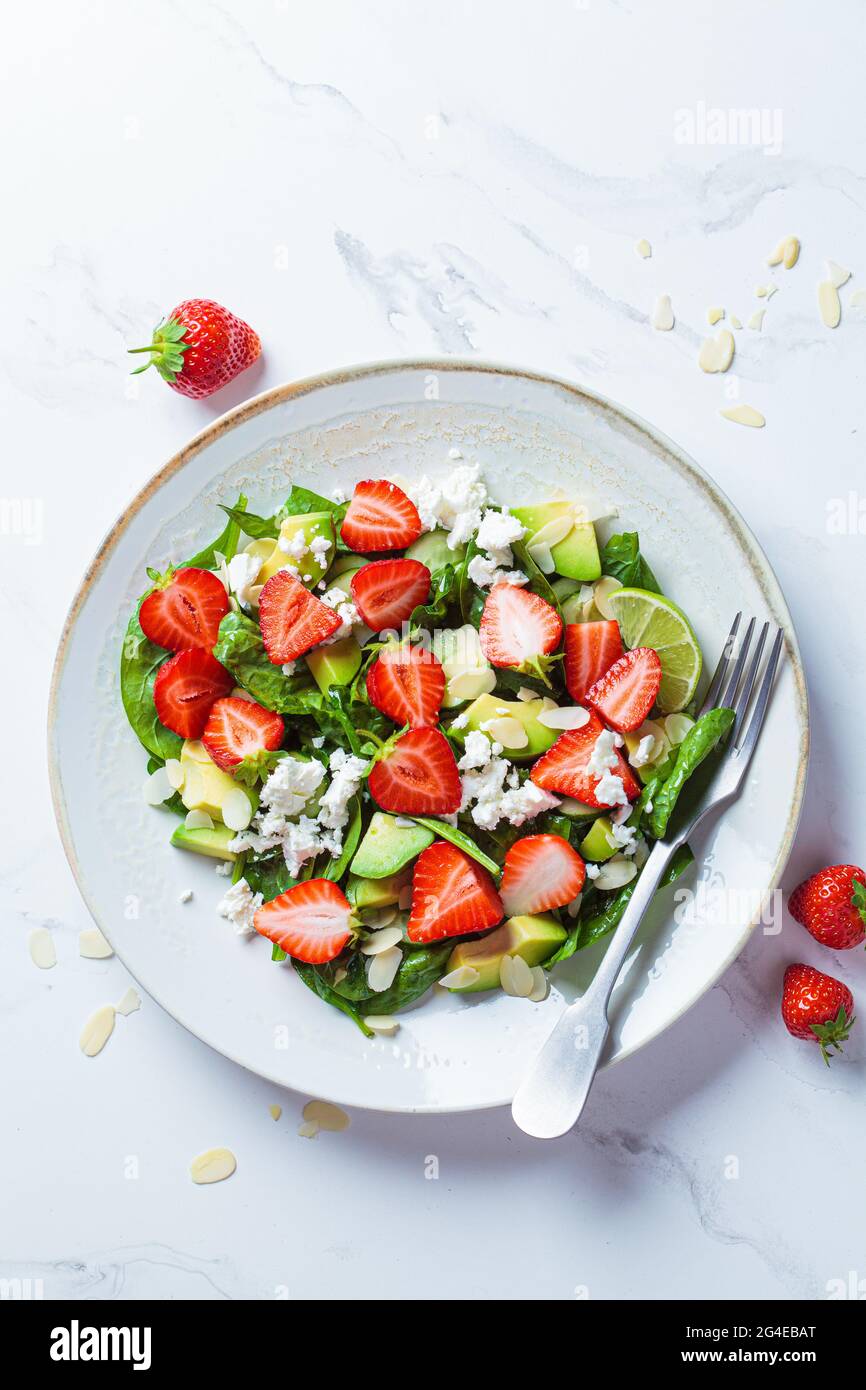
[788,864,866,950]
[781,963,854,1064]
[129,298,261,399]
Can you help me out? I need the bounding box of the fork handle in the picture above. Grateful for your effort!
[511,838,679,1139]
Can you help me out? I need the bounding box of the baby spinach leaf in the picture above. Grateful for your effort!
[282,484,348,527]
[218,505,279,540]
[245,853,298,903]
[362,942,453,1014]
[120,613,182,761]
[292,960,373,1037]
[511,538,562,617]
[648,707,736,839]
[410,564,456,629]
[458,539,485,628]
[407,817,501,877]
[213,612,321,712]
[599,532,661,593]
[185,494,247,567]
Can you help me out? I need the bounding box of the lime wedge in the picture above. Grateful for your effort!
[606,587,702,712]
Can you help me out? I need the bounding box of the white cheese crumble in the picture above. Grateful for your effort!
[309,534,333,564]
[458,730,494,771]
[585,861,601,880]
[458,735,559,830]
[450,712,469,730]
[227,551,263,609]
[279,528,309,559]
[217,878,263,936]
[630,734,657,768]
[281,661,296,677]
[475,508,526,566]
[318,587,359,643]
[403,461,488,550]
[466,553,528,590]
[586,729,628,807]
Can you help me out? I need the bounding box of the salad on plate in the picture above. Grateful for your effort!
[121,459,733,1036]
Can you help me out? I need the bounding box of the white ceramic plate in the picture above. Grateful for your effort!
[49,361,808,1113]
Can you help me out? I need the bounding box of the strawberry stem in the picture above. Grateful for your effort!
[810,1005,854,1065]
[128,317,189,384]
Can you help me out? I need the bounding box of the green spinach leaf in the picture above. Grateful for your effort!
[120,614,182,760]
[407,817,501,877]
[599,532,661,593]
[648,708,735,839]
[292,960,373,1037]
[185,494,247,567]
[213,612,322,712]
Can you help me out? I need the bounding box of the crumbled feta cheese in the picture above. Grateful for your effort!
[215,861,232,876]
[227,551,263,608]
[585,862,601,880]
[259,756,326,822]
[587,729,620,778]
[450,712,469,730]
[595,769,629,808]
[404,462,488,549]
[331,486,346,504]
[179,889,193,904]
[281,661,296,677]
[630,734,657,768]
[317,748,367,844]
[309,533,333,563]
[319,588,359,643]
[460,743,559,829]
[585,728,629,807]
[217,878,263,935]
[279,528,309,559]
[448,447,463,460]
[475,508,526,566]
[311,736,325,748]
[458,730,494,771]
[611,821,637,855]
[466,553,528,589]
[498,780,560,826]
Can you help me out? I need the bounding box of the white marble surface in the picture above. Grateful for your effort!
[3,0,866,1300]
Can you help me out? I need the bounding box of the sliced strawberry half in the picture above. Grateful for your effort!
[565,620,623,703]
[139,566,229,652]
[407,841,503,943]
[530,709,640,809]
[499,834,587,917]
[585,646,662,733]
[258,569,341,663]
[368,728,461,815]
[350,558,431,633]
[479,583,563,682]
[366,644,445,729]
[202,696,285,775]
[340,478,423,552]
[254,879,354,964]
[153,648,233,739]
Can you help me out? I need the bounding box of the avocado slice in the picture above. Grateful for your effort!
[405,528,465,571]
[171,822,237,862]
[350,812,435,878]
[511,502,601,581]
[180,740,241,821]
[304,636,363,694]
[346,866,412,909]
[255,512,335,587]
[446,914,567,992]
[580,817,618,862]
[461,692,558,762]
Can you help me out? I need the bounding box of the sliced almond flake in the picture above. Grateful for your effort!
[297,1120,320,1138]
[364,1015,400,1034]
[143,767,172,806]
[184,809,214,831]
[537,705,591,730]
[115,987,141,1016]
[448,667,497,701]
[664,712,695,745]
[485,716,529,750]
[729,315,743,330]
[397,885,413,911]
[79,1004,116,1057]
[189,1147,237,1184]
[439,964,481,990]
[566,893,583,919]
[651,294,674,331]
[333,966,347,984]
[529,513,574,550]
[698,329,735,373]
[720,404,765,428]
[360,924,403,955]
[593,575,623,619]
[747,309,766,331]
[634,238,652,259]
[526,540,555,574]
[505,954,535,998]
[164,758,185,790]
[499,955,519,997]
[222,788,253,832]
[367,945,402,992]
[706,306,724,325]
[28,927,56,970]
[755,285,769,298]
[768,235,799,268]
[818,281,842,328]
[594,856,638,891]
[361,906,399,931]
[268,1104,282,1121]
[764,284,778,299]
[516,686,538,702]
[850,289,866,309]
[303,1099,350,1131]
[529,966,549,1003]
[825,259,850,288]
[79,928,114,959]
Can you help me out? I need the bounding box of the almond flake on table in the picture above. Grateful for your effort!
[298,1120,319,1139]
[720,405,766,428]
[698,329,735,373]
[143,766,172,806]
[729,315,743,329]
[189,1147,237,1184]
[529,966,549,1003]
[706,306,724,325]
[747,309,766,331]
[818,280,842,328]
[79,927,114,959]
[364,1015,400,1035]
[302,1099,350,1131]
[28,927,56,970]
[767,235,800,268]
[634,238,652,258]
[825,259,851,289]
[115,987,141,1016]
[79,1004,116,1057]
[268,1104,282,1121]
[651,294,674,331]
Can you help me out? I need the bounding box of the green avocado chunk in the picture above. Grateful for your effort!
[349,812,435,879]
[274,512,336,586]
[304,636,363,694]
[461,692,557,762]
[579,816,618,862]
[445,914,567,992]
[346,867,412,909]
[170,822,238,862]
[511,502,601,581]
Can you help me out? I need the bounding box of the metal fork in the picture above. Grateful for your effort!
[511,615,784,1140]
